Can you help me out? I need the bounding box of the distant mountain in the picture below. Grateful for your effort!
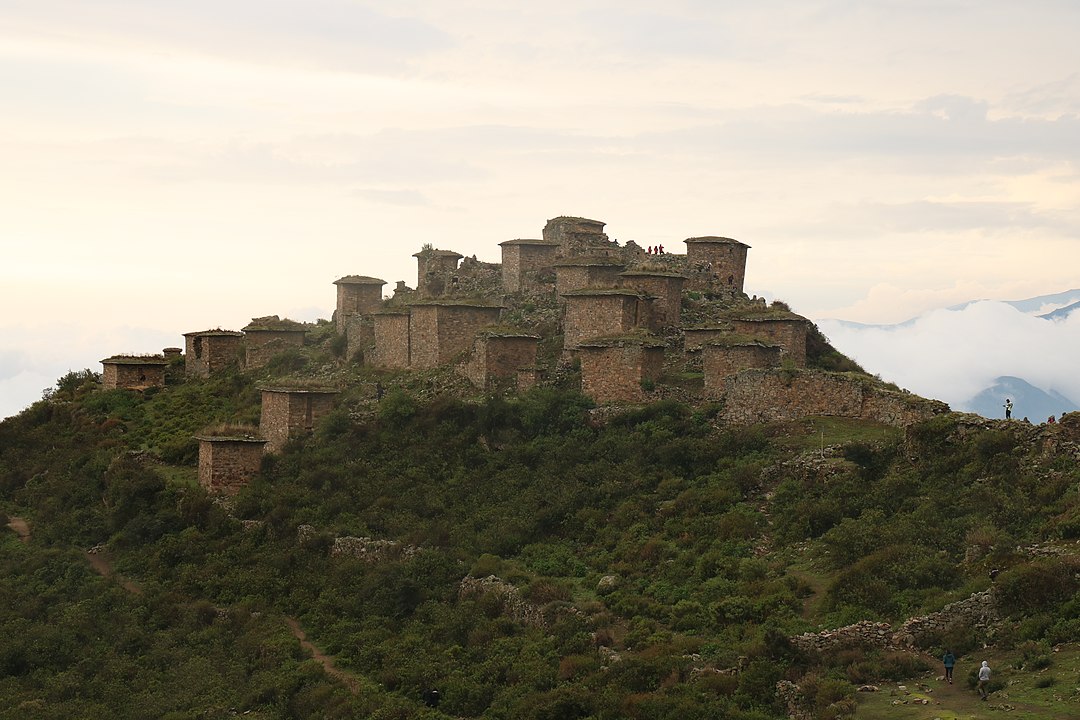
[1039,299,1080,321]
[948,288,1080,316]
[963,376,1078,421]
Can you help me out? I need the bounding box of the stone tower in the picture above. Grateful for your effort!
[333,275,386,332]
[684,237,750,294]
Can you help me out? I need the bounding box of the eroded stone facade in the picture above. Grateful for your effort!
[500,240,558,294]
[618,271,685,328]
[334,275,385,332]
[731,316,808,367]
[259,388,339,453]
[579,341,664,404]
[702,342,781,396]
[684,236,749,294]
[196,435,267,494]
[562,290,652,350]
[101,356,168,390]
[184,330,243,378]
[555,258,625,296]
[371,312,411,368]
[459,333,540,390]
[408,303,502,369]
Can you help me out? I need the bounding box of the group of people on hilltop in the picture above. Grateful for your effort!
[645,245,665,254]
[942,650,992,701]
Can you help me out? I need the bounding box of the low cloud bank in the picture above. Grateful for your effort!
[818,301,1080,409]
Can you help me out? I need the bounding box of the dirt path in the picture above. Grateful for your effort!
[285,617,360,694]
[85,549,144,596]
[6,516,31,543]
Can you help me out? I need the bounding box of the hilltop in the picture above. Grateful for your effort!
[2,322,1080,718]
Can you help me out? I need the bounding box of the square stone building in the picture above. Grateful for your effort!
[196,432,267,494]
[562,289,653,350]
[259,387,339,453]
[554,257,625,296]
[242,316,307,370]
[618,270,686,328]
[578,338,665,404]
[460,331,540,390]
[101,355,169,390]
[499,239,558,293]
[183,330,244,378]
[684,236,750,294]
[371,311,412,368]
[731,315,808,367]
[333,275,386,332]
[408,302,502,369]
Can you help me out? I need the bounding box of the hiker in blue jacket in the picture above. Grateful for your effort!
[942,649,955,684]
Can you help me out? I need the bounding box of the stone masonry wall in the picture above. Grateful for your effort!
[555,263,625,296]
[334,280,384,332]
[731,318,807,367]
[102,361,167,390]
[197,438,266,494]
[260,389,338,453]
[371,313,411,368]
[460,335,539,390]
[244,330,305,370]
[500,241,558,293]
[618,273,684,328]
[721,369,944,427]
[409,304,502,369]
[184,333,243,378]
[580,344,664,404]
[562,293,647,349]
[684,238,749,294]
[702,344,781,397]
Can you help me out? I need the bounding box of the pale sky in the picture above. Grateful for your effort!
[3,1,1080,417]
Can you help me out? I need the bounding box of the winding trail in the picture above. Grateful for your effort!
[285,617,360,694]
[85,548,144,596]
[6,516,31,543]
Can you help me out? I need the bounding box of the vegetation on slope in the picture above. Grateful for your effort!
[2,344,1079,719]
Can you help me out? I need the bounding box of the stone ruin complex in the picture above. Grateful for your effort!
[100,214,947,493]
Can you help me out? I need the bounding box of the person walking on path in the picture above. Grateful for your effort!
[978,660,991,700]
[942,649,955,684]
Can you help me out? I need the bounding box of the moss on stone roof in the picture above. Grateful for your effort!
[242,316,307,332]
[498,238,558,247]
[562,288,649,298]
[619,269,687,279]
[408,300,503,309]
[477,327,541,339]
[578,332,667,349]
[101,355,169,365]
[334,275,386,285]
[183,329,243,337]
[195,423,264,442]
[553,256,624,268]
[684,236,750,248]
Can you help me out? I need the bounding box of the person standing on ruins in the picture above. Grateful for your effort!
[1003,398,1013,420]
[942,649,955,684]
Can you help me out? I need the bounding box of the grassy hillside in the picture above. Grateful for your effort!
[2,338,1079,719]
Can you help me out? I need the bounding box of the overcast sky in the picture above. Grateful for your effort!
[3,1,1079,417]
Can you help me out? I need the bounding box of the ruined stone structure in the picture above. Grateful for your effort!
[101,355,169,390]
[562,289,653,350]
[408,303,502,369]
[242,316,307,370]
[259,387,339,453]
[414,248,463,298]
[719,369,946,427]
[333,275,386,332]
[731,315,808,367]
[617,270,685,328]
[702,341,781,396]
[371,311,412,368]
[578,339,664,404]
[196,433,267,494]
[554,258,626,296]
[162,347,182,360]
[684,236,749,294]
[459,331,540,391]
[682,326,734,351]
[183,330,243,378]
[544,216,613,258]
[499,239,558,294]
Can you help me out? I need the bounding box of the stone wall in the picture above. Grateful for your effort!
[408,304,502,369]
[618,271,685,328]
[682,326,734,350]
[499,240,558,293]
[244,330,306,369]
[414,248,462,298]
[344,314,374,363]
[579,341,664,404]
[184,331,243,378]
[555,260,625,296]
[333,276,385,332]
[721,369,946,427]
[543,216,612,258]
[260,388,338,453]
[459,334,539,390]
[101,358,168,390]
[196,436,266,494]
[892,590,999,648]
[731,317,807,367]
[684,236,749,294]
[790,620,898,654]
[702,343,781,397]
[371,312,411,368]
[562,291,650,349]
[458,575,546,627]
